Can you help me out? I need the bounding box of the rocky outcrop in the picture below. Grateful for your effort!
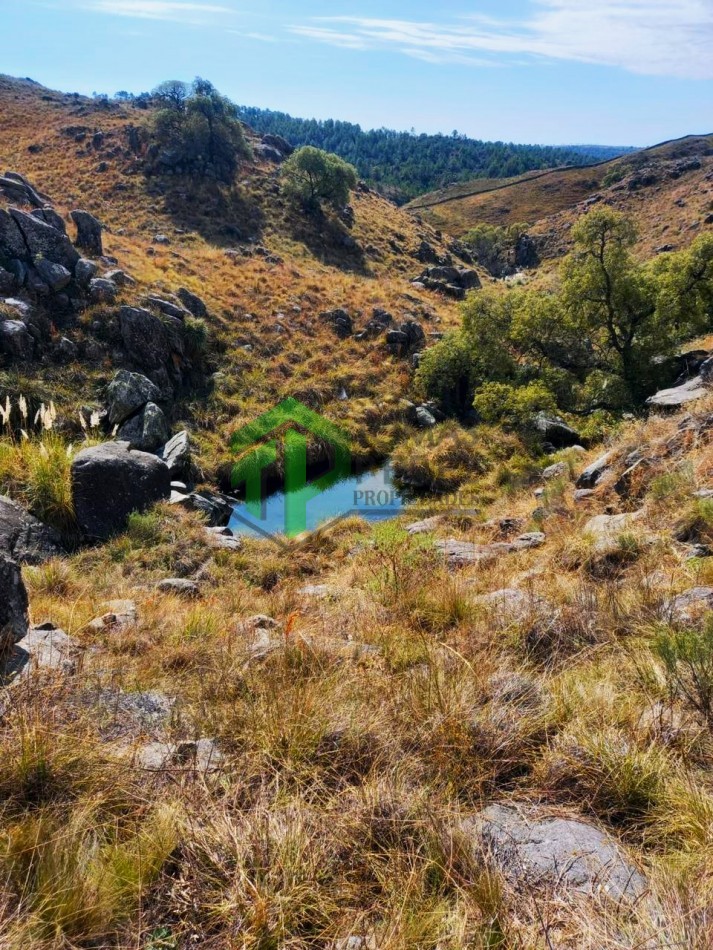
[176,287,207,318]
[118,306,171,369]
[10,207,79,271]
[0,495,64,564]
[0,554,29,651]
[533,412,581,450]
[158,430,194,480]
[576,451,615,489]
[412,264,481,300]
[386,319,426,356]
[71,441,171,540]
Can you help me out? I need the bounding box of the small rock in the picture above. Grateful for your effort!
[664,587,713,624]
[88,277,117,303]
[88,598,138,632]
[576,451,615,489]
[0,554,29,650]
[157,578,200,598]
[542,461,568,480]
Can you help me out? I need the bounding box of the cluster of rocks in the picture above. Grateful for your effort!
[647,350,713,409]
[411,264,481,300]
[319,306,428,361]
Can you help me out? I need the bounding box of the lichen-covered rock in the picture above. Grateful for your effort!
[106,369,161,426]
[0,554,29,650]
[117,401,171,451]
[0,495,64,564]
[70,209,103,256]
[9,207,79,270]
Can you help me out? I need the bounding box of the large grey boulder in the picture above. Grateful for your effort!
[119,306,171,369]
[74,258,98,286]
[106,369,161,426]
[70,209,103,256]
[117,402,171,452]
[0,173,46,209]
[0,554,29,651]
[0,495,64,564]
[88,277,117,303]
[4,622,80,680]
[0,319,33,362]
[71,441,171,540]
[647,377,710,409]
[664,587,713,624]
[463,804,648,902]
[0,209,29,260]
[9,208,79,270]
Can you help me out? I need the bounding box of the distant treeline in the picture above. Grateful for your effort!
[236,106,633,202]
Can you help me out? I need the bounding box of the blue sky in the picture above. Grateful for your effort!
[2,0,712,146]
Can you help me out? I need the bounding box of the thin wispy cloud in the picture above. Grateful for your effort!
[290,1,713,80]
[83,0,231,22]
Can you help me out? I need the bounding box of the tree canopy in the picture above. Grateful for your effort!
[281,146,358,211]
[416,209,713,428]
[147,78,251,183]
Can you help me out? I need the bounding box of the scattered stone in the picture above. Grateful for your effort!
[405,515,443,535]
[158,430,193,479]
[320,308,353,339]
[88,599,138,632]
[0,495,64,564]
[176,287,207,317]
[34,258,71,292]
[533,412,581,449]
[87,689,174,741]
[542,461,568,480]
[297,584,339,599]
[130,737,222,772]
[647,377,710,409]
[473,588,544,624]
[74,257,98,286]
[0,319,33,363]
[415,406,437,428]
[71,441,171,540]
[574,489,595,503]
[157,578,200,598]
[462,804,648,902]
[104,268,135,286]
[152,233,170,245]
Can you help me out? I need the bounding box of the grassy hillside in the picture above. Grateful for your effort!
[2,76,713,949]
[409,134,713,255]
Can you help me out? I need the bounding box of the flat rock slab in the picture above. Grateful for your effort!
[157,578,200,598]
[463,804,648,902]
[436,533,545,567]
[405,515,444,535]
[87,599,138,632]
[583,510,652,557]
[472,588,547,624]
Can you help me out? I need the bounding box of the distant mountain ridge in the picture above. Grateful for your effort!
[237,105,633,203]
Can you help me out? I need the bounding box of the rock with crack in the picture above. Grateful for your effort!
[158,430,194,481]
[10,208,79,270]
[436,533,545,568]
[71,441,171,540]
[462,804,649,903]
[0,495,64,564]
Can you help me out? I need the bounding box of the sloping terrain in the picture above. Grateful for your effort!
[409,134,713,257]
[0,74,477,474]
[2,75,713,950]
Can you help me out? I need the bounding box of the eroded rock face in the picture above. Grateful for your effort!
[71,441,171,540]
[0,554,29,650]
[119,306,171,369]
[10,208,79,271]
[664,587,713,624]
[576,451,615,489]
[462,804,648,902]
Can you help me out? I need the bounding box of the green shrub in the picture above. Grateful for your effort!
[654,620,713,726]
[281,146,358,211]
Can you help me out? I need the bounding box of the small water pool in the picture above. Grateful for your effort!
[229,462,405,540]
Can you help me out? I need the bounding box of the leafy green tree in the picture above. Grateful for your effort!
[281,146,358,211]
[414,332,480,416]
[149,78,250,183]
